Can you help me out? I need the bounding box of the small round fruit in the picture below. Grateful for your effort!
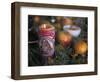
[63,18,73,25]
[74,40,88,55]
[56,16,62,22]
[58,31,72,46]
[34,16,40,23]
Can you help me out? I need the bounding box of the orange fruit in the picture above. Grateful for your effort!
[58,31,72,46]
[74,40,88,55]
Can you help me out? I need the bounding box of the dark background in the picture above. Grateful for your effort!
[28,15,88,66]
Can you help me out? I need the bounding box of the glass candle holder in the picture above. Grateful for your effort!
[39,24,55,57]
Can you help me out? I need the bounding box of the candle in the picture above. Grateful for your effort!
[39,24,55,57]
